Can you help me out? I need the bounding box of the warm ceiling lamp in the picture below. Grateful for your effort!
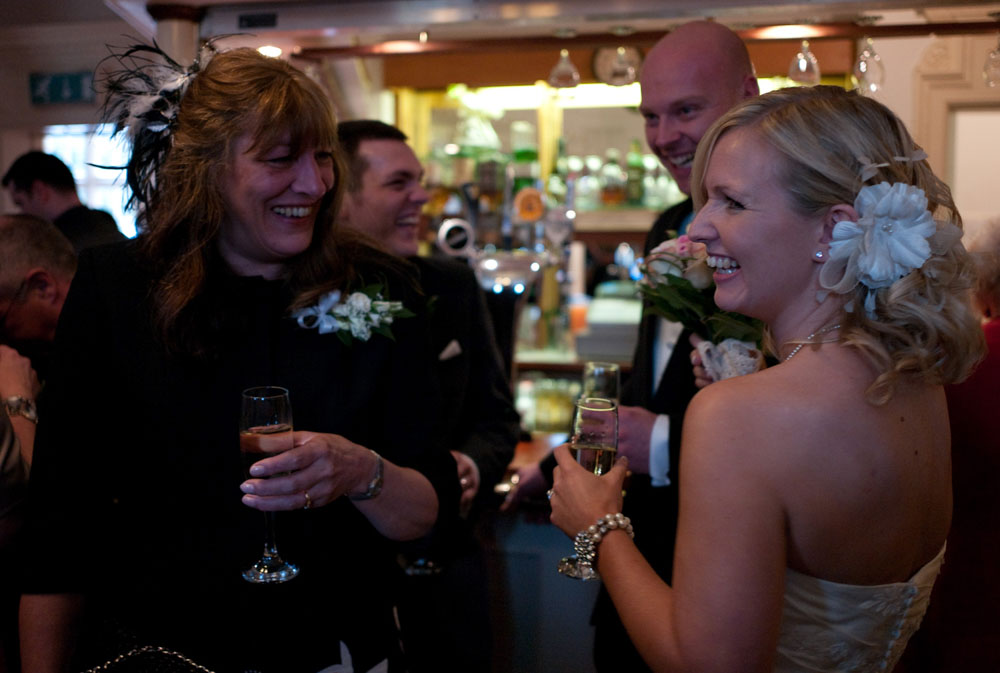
[754,24,827,40]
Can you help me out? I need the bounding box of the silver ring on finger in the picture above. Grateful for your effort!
[302,490,313,510]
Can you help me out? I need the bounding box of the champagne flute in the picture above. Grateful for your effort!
[240,386,299,584]
[582,361,620,402]
[558,397,618,580]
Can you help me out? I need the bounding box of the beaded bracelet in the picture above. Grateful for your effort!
[572,513,634,577]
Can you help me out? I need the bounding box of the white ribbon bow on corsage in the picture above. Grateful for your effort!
[819,181,961,316]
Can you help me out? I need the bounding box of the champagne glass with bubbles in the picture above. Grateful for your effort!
[240,386,299,583]
[558,396,619,580]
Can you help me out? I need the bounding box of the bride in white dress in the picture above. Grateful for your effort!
[549,85,985,673]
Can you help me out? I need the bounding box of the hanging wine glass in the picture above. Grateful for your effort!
[984,35,1000,88]
[548,49,581,88]
[788,40,821,86]
[607,46,637,86]
[853,37,885,95]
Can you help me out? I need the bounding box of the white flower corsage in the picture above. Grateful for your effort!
[819,182,957,316]
[292,284,414,345]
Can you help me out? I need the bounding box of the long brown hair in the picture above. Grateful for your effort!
[128,48,397,357]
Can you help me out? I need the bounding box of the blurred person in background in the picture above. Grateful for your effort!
[0,213,74,672]
[2,151,124,252]
[898,218,1000,672]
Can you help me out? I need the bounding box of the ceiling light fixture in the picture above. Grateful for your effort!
[788,40,821,86]
[985,13,1000,87]
[852,37,885,94]
[607,47,638,86]
[548,48,581,88]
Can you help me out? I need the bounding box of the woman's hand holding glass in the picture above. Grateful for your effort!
[550,444,629,562]
[240,431,380,510]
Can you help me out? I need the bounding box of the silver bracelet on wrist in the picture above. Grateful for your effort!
[349,450,384,501]
[572,512,634,573]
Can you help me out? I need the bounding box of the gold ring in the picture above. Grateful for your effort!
[303,490,312,510]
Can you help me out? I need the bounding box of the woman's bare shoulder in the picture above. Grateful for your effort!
[682,359,866,475]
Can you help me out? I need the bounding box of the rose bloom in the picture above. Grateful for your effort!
[644,235,713,290]
[682,239,713,290]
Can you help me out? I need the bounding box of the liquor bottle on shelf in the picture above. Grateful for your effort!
[510,120,540,195]
[599,148,626,207]
[545,137,569,206]
[575,155,603,212]
[642,155,666,211]
[625,139,645,206]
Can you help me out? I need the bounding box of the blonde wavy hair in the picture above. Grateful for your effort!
[691,85,985,403]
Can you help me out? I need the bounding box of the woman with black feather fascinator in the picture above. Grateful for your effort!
[18,40,456,673]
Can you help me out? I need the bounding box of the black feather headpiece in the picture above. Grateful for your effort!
[99,39,220,217]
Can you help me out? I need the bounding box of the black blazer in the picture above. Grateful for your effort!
[412,256,520,501]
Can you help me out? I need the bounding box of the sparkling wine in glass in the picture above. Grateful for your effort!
[558,397,618,580]
[240,386,299,584]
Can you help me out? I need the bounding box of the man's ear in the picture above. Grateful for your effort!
[23,268,58,304]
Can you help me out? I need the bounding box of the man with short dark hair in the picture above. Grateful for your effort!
[337,119,519,673]
[2,151,125,253]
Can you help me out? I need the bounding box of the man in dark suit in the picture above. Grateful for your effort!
[596,22,759,672]
[3,152,125,253]
[336,120,520,673]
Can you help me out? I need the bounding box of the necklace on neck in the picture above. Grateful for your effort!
[783,323,842,362]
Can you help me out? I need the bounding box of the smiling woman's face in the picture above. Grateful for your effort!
[217,133,336,279]
[688,127,825,325]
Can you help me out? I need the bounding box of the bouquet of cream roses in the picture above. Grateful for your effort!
[639,235,764,380]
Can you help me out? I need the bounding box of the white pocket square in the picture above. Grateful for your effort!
[439,339,463,361]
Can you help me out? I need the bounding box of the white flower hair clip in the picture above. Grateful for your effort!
[857,149,928,182]
[818,181,961,317]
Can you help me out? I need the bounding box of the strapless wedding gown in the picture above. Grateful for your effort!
[774,545,945,672]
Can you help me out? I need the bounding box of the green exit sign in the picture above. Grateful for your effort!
[30,72,96,105]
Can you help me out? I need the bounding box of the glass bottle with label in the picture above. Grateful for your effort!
[599,148,626,207]
[510,120,540,194]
